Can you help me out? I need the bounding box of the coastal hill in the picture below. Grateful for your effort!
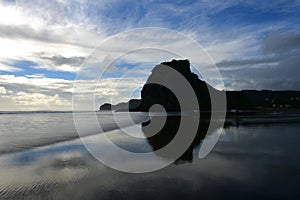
[139,59,216,112]
[99,59,300,113]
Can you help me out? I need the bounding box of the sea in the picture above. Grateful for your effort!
[0,111,299,200]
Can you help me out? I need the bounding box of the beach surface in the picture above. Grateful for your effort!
[0,112,299,200]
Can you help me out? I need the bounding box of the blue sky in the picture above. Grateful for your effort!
[0,0,299,110]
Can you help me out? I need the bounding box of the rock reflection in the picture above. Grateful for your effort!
[142,114,221,164]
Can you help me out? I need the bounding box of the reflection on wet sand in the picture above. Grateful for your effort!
[0,115,300,199]
[142,115,215,164]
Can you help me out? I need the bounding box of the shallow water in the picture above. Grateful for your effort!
[0,112,149,154]
[0,112,299,199]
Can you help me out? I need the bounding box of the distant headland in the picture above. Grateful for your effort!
[99,59,300,113]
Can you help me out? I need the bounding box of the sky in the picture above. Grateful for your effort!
[0,0,300,111]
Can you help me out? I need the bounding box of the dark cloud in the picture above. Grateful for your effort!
[217,56,280,68]
[217,32,300,69]
[0,25,65,44]
[217,30,300,90]
[263,31,300,54]
[221,54,300,90]
[0,24,93,48]
[39,54,85,66]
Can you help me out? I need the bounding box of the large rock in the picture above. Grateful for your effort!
[138,59,217,112]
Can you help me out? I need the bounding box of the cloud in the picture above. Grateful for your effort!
[0,74,145,111]
[0,34,92,72]
[1,0,300,110]
[0,24,104,49]
[0,1,105,74]
[0,63,23,72]
[31,64,79,73]
[0,74,73,98]
[217,56,280,68]
[38,54,85,66]
[212,28,300,90]
[263,31,300,54]
[25,74,45,78]
[220,52,300,90]
[9,92,69,106]
[0,86,6,94]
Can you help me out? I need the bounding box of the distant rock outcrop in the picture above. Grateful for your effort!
[99,99,141,111]
[99,103,112,111]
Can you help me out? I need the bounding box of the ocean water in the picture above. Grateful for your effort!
[0,112,300,199]
[0,111,149,154]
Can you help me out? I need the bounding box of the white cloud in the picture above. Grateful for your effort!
[25,74,45,78]
[32,64,80,73]
[0,86,6,94]
[0,74,73,110]
[0,3,29,26]
[0,63,22,72]
[0,74,145,111]
[0,1,108,73]
[0,74,70,86]
[11,92,68,106]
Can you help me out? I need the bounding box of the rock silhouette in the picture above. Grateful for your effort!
[139,59,216,112]
[99,59,300,113]
[99,99,141,111]
[142,115,213,164]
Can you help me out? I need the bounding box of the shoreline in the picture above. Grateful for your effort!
[1,111,300,157]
